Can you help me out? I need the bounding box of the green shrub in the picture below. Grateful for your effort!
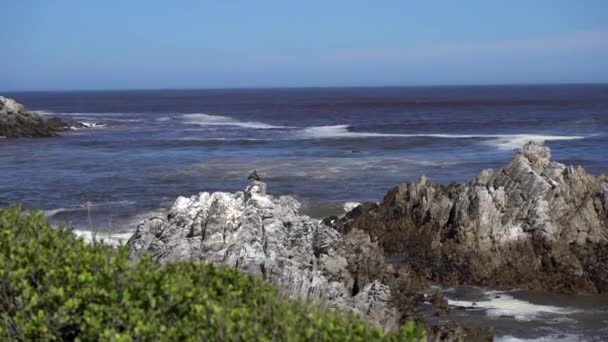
[0,207,425,341]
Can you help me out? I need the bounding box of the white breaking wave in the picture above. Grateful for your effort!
[182,113,289,129]
[447,291,579,321]
[299,125,585,150]
[343,202,360,212]
[488,135,584,150]
[56,112,134,116]
[300,125,417,138]
[34,110,55,116]
[43,207,76,217]
[72,230,133,247]
[495,334,583,342]
[79,122,106,128]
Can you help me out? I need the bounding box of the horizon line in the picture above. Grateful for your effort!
[2,81,608,94]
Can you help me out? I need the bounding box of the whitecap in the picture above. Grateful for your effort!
[43,207,77,217]
[298,125,585,150]
[343,202,360,212]
[488,134,585,150]
[447,291,579,321]
[495,334,583,342]
[80,122,106,128]
[72,229,133,246]
[181,113,289,129]
[60,112,133,116]
[69,207,167,245]
[34,110,55,116]
[299,125,413,138]
[69,122,107,130]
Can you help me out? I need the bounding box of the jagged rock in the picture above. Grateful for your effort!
[0,96,79,138]
[128,176,494,337]
[127,177,400,329]
[430,290,449,316]
[0,96,25,114]
[247,169,262,181]
[332,142,608,293]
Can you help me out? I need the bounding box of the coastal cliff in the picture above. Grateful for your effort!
[331,142,608,293]
[0,96,80,138]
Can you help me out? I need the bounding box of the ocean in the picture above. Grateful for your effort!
[1,84,607,340]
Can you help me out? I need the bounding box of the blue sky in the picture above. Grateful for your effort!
[2,0,608,90]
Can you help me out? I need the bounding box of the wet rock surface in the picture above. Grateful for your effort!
[332,142,608,294]
[0,96,75,138]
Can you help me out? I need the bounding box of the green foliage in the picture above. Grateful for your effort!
[0,207,425,341]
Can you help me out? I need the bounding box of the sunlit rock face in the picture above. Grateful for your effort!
[127,174,399,330]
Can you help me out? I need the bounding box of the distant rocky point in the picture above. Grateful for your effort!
[0,96,85,138]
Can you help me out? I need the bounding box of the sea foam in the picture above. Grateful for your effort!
[72,230,133,246]
[299,125,585,149]
[182,113,289,129]
[447,290,578,321]
[343,202,360,212]
[495,334,583,342]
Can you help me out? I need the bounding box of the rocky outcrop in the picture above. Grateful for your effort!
[0,96,76,138]
[128,174,400,329]
[332,142,608,294]
[127,173,493,340]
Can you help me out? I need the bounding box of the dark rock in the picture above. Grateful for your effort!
[0,96,73,138]
[321,215,339,226]
[427,320,494,342]
[330,142,608,294]
[247,169,262,182]
[430,290,449,316]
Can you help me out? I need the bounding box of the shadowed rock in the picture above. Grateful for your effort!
[247,169,262,182]
[331,142,608,294]
[0,96,79,138]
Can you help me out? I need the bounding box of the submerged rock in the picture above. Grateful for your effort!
[332,142,608,294]
[0,96,79,138]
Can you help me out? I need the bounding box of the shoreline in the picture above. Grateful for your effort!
[11,141,607,340]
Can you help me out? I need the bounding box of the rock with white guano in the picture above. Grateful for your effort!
[127,176,399,329]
